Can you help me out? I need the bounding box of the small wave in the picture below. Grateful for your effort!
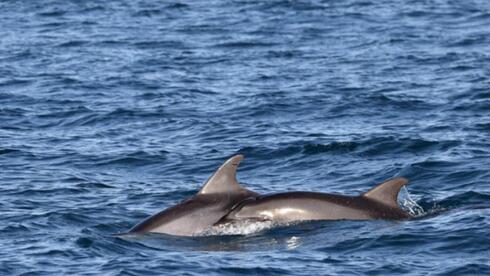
[8,187,84,197]
[437,191,490,210]
[359,137,460,156]
[37,10,66,17]
[75,237,94,248]
[474,122,490,130]
[132,40,186,49]
[79,5,106,13]
[0,148,21,155]
[368,93,436,110]
[0,92,35,102]
[57,40,88,48]
[238,137,459,159]
[265,50,302,59]
[445,264,490,275]
[95,150,168,166]
[75,182,115,189]
[303,141,359,154]
[0,78,32,87]
[447,36,487,47]
[165,3,189,9]
[133,9,162,17]
[213,41,278,49]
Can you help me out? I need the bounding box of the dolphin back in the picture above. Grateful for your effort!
[127,155,258,236]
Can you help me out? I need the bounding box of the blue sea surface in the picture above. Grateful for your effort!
[1,0,489,275]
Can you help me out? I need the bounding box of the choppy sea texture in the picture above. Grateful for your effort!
[1,0,489,275]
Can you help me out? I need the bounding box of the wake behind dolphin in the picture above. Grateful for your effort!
[127,155,413,237]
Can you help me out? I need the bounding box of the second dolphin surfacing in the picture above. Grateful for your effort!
[217,177,410,225]
[128,155,411,236]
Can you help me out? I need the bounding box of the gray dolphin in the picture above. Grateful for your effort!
[218,177,410,225]
[128,155,258,236]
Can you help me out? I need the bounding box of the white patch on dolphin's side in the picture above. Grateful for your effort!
[199,219,279,236]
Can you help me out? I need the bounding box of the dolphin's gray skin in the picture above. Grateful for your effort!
[218,178,410,225]
[128,155,258,236]
[128,155,410,236]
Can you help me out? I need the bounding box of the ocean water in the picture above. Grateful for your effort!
[1,0,489,275]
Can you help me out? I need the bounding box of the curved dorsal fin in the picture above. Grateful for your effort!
[198,155,245,195]
[362,177,409,208]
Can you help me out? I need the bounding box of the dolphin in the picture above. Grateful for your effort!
[127,155,411,236]
[217,177,410,225]
[128,155,258,236]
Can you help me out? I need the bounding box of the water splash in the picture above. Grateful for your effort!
[399,186,426,217]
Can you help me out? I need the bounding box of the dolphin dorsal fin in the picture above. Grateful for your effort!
[362,177,409,208]
[198,155,245,195]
